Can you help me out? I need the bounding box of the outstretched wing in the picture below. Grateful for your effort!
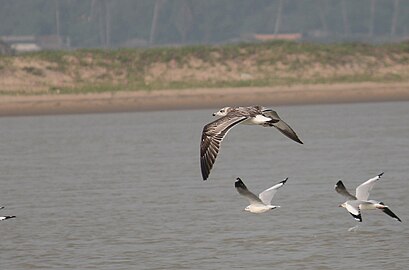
[335,180,357,200]
[379,202,402,222]
[258,178,288,205]
[235,178,263,205]
[0,216,16,221]
[261,109,303,144]
[355,172,384,201]
[200,114,248,180]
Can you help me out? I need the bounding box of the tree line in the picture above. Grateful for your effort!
[0,0,408,49]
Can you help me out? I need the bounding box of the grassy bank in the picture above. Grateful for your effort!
[1,41,409,95]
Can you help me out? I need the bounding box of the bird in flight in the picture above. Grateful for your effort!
[335,172,401,223]
[235,177,288,213]
[200,105,303,180]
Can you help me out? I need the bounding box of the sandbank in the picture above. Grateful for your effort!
[0,82,408,116]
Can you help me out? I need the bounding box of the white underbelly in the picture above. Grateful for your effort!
[242,115,271,125]
[248,204,274,213]
[359,203,377,210]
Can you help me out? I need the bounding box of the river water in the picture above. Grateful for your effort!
[1,101,408,269]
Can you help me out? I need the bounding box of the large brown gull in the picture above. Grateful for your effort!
[200,105,303,180]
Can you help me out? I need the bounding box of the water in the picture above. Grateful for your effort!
[1,101,408,269]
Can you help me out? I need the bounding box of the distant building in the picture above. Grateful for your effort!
[0,35,69,53]
[1,35,38,53]
[252,33,302,41]
[11,43,41,52]
[0,39,14,55]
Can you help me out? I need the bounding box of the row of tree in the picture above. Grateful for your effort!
[0,0,408,48]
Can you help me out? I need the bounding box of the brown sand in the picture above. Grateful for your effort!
[1,82,409,116]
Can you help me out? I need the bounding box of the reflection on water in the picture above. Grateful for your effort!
[1,101,409,269]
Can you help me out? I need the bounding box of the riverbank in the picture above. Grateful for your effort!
[1,42,409,116]
[1,82,408,116]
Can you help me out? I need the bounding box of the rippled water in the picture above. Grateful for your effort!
[1,101,408,269]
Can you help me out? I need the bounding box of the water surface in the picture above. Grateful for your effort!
[1,101,408,269]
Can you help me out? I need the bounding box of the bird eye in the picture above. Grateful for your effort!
[221,110,224,113]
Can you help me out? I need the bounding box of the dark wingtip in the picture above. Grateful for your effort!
[335,180,343,188]
[291,136,303,144]
[382,207,402,222]
[235,178,245,188]
[378,172,384,178]
[350,212,362,222]
[235,177,242,185]
[281,178,288,184]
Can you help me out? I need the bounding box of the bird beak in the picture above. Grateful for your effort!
[338,204,343,207]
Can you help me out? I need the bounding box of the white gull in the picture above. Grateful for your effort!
[235,177,288,213]
[335,172,401,223]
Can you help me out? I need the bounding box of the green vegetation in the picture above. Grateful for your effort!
[1,41,409,95]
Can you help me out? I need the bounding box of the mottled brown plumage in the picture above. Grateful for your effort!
[200,106,303,180]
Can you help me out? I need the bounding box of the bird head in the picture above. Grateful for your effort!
[213,107,232,117]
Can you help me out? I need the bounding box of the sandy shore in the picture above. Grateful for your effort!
[1,82,409,116]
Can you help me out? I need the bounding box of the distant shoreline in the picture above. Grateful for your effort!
[1,82,409,117]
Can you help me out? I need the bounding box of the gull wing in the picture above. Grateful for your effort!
[261,109,303,144]
[382,207,402,222]
[0,206,15,221]
[258,178,288,205]
[379,202,402,222]
[200,113,248,180]
[335,180,357,200]
[0,216,16,221]
[235,178,263,205]
[355,172,384,201]
[345,201,362,222]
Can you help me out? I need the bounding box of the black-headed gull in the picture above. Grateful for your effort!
[235,177,288,213]
[335,172,401,222]
[200,105,303,180]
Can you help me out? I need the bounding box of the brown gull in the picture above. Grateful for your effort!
[200,105,303,180]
